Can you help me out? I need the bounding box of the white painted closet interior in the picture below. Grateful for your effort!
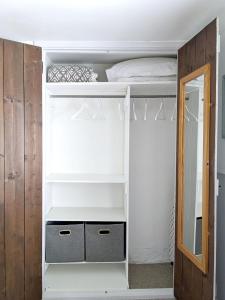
[43,50,177,297]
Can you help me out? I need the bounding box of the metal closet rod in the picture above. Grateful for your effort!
[50,95,176,99]
[132,95,176,98]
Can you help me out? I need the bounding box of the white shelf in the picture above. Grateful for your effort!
[46,81,176,97]
[46,82,128,96]
[130,81,176,96]
[45,263,128,292]
[46,207,126,222]
[45,261,126,265]
[46,173,126,183]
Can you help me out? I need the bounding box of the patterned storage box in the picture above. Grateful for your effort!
[47,64,98,82]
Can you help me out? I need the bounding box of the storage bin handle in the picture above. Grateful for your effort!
[98,229,110,235]
[59,230,71,236]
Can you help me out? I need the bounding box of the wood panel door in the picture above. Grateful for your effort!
[174,19,218,300]
[0,39,42,300]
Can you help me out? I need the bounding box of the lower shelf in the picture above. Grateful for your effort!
[45,263,128,292]
[46,206,126,222]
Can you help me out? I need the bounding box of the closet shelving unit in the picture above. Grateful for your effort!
[43,71,177,296]
[43,80,131,295]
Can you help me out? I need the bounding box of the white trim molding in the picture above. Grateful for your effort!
[43,287,174,300]
[24,40,184,55]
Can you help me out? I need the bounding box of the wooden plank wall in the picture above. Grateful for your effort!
[175,19,217,300]
[24,45,42,300]
[4,40,25,300]
[0,40,42,300]
[0,40,5,300]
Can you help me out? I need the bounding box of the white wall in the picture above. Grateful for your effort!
[217,174,225,300]
[46,98,125,175]
[217,11,225,300]
[1,0,224,42]
[217,12,225,175]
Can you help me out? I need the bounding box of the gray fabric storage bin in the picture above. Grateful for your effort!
[85,222,125,262]
[46,222,84,263]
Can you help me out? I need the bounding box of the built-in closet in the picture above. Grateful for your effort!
[0,19,218,300]
[42,48,177,296]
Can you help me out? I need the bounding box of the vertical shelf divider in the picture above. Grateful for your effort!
[124,86,130,287]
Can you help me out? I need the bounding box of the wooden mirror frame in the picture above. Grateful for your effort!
[177,63,210,274]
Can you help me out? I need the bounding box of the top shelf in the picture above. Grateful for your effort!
[46,81,177,97]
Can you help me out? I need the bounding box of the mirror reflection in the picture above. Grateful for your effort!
[183,74,204,260]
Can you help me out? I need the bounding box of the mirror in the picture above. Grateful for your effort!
[177,64,210,273]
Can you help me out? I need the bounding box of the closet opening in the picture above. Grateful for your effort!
[42,49,177,298]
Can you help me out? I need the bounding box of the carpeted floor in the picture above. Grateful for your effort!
[129,263,173,289]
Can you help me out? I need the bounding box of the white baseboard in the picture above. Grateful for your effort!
[43,288,174,300]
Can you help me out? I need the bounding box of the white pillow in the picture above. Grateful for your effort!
[106,57,177,82]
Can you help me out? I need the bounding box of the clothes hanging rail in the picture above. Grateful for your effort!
[50,95,176,99]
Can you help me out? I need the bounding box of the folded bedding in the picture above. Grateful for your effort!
[106,57,177,82]
[47,64,98,82]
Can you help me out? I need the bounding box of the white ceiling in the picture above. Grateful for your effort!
[0,0,224,43]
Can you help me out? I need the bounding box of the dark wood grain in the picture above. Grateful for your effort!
[202,19,217,300]
[192,264,203,300]
[186,37,196,74]
[4,40,25,300]
[185,29,204,300]
[195,29,206,69]
[0,39,42,300]
[0,39,5,300]
[182,256,193,300]
[175,19,217,300]
[174,44,185,300]
[24,44,42,300]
